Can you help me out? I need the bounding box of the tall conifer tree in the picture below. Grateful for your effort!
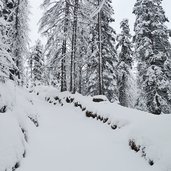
[133,0,171,114]
[116,19,133,107]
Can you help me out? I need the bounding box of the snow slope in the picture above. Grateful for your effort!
[0,81,38,171]
[0,114,25,171]
[16,85,171,171]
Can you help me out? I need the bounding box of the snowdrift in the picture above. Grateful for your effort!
[31,85,171,171]
[0,81,39,171]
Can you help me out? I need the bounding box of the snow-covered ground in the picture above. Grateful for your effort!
[0,81,38,171]
[0,84,171,171]
[17,91,152,171]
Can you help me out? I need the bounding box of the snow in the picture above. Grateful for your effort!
[0,113,25,171]
[16,85,171,171]
[0,81,38,171]
[90,0,106,18]
[1,84,171,171]
[17,91,150,171]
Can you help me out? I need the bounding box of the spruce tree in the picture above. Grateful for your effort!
[87,0,118,101]
[13,0,29,81]
[40,0,72,92]
[116,19,133,107]
[133,0,171,114]
[70,0,93,94]
[29,40,44,85]
[2,0,29,82]
[0,1,14,81]
[70,0,79,93]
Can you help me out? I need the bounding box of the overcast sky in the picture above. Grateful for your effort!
[29,0,171,46]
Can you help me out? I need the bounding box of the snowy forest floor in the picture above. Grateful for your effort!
[0,82,171,171]
[17,95,151,171]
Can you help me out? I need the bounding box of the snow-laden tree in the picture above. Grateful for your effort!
[0,1,15,82]
[40,0,92,93]
[29,40,44,85]
[70,0,79,93]
[133,0,171,114]
[86,0,118,101]
[40,0,72,92]
[40,0,117,100]
[75,27,89,94]
[2,0,29,82]
[13,0,29,81]
[70,0,94,94]
[116,19,133,107]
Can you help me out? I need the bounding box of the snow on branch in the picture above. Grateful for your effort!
[90,0,106,18]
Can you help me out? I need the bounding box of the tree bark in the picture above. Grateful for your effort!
[78,66,82,94]
[70,0,78,93]
[97,0,103,95]
[13,0,20,81]
[61,0,69,92]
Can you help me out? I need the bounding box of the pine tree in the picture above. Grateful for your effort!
[116,19,133,107]
[0,1,14,82]
[13,0,29,81]
[40,0,72,92]
[87,0,118,101]
[40,0,117,100]
[133,0,171,114]
[70,0,93,94]
[70,0,79,93]
[75,26,89,94]
[29,40,44,85]
[2,0,29,82]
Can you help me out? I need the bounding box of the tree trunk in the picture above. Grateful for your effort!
[97,0,103,95]
[14,0,20,81]
[30,55,33,82]
[78,66,82,94]
[119,73,128,107]
[61,0,69,92]
[70,0,78,93]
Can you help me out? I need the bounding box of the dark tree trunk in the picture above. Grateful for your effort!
[14,0,20,81]
[61,0,69,92]
[118,73,128,107]
[97,0,103,95]
[78,66,82,94]
[70,0,78,93]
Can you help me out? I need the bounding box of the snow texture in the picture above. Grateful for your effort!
[0,83,171,171]
[23,85,171,171]
[0,81,38,171]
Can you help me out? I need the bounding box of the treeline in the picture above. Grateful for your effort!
[1,0,171,115]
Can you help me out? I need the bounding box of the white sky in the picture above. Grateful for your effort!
[28,0,171,46]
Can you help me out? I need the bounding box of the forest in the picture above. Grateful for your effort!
[0,0,171,171]
[1,0,171,114]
